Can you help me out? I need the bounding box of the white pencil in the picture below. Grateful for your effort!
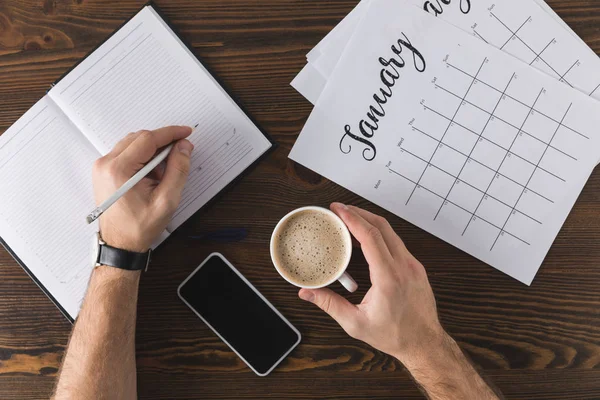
[86,125,197,224]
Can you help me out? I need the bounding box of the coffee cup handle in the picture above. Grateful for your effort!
[338,272,358,293]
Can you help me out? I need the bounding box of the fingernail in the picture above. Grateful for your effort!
[299,290,315,303]
[333,202,348,210]
[178,141,193,156]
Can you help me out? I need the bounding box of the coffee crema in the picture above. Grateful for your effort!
[272,210,348,286]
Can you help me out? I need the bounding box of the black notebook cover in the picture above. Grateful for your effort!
[0,2,275,323]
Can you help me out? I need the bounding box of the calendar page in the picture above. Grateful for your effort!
[290,1,600,285]
[307,0,600,100]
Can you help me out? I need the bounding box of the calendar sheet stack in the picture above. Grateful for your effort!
[289,0,600,285]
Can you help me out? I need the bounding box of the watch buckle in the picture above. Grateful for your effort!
[144,249,152,273]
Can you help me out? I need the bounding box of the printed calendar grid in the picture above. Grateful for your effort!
[392,56,585,251]
[489,13,579,89]
[288,0,600,284]
[472,10,596,97]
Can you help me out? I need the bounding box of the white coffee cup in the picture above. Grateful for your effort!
[270,206,358,293]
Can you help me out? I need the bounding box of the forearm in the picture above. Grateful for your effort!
[400,332,501,400]
[53,267,140,400]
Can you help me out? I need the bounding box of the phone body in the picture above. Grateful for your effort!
[177,253,301,376]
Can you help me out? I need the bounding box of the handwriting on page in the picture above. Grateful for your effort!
[55,31,258,223]
[174,128,253,219]
[49,6,271,232]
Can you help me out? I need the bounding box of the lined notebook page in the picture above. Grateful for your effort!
[49,6,272,231]
[0,97,100,319]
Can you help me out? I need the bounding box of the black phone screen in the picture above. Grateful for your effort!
[178,254,300,375]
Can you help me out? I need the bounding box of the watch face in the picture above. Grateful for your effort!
[91,232,100,268]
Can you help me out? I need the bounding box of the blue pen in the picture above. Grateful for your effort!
[188,228,248,243]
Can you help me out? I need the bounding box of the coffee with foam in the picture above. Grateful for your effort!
[272,209,349,286]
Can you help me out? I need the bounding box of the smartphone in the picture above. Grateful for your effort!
[178,253,301,376]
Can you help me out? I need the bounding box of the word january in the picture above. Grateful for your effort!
[423,0,472,16]
[339,34,426,161]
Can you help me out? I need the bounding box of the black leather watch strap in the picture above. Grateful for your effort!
[98,244,151,271]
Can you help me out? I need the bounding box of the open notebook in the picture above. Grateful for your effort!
[0,5,272,321]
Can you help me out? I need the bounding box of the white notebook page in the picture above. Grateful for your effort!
[49,6,272,231]
[0,97,99,319]
[0,5,269,319]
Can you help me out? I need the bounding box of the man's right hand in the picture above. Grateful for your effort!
[92,126,194,253]
[298,203,444,365]
[299,203,501,399]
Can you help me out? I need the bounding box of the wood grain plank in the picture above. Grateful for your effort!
[1,0,600,399]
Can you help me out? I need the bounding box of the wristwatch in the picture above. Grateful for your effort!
[91,232,152,272]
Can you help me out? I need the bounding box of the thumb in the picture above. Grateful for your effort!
[299,288,362,335]
[154,140,193,210]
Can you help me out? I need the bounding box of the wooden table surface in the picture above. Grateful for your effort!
[1,0,600,399]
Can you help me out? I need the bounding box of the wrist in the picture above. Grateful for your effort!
[101,235,150,253]
[394,328,451,370]
[85,266,141,316]
[393,330,500,399]
[99,223,152,253]
[94,265,142,283]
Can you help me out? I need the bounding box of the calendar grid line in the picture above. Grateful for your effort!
[423,104,566,182]
[463,87,545,238]
[434,83,578,161]
[529,38,555,66]
[399,146,542,224]
[434,73,516,221]
[560,60,580,82]
[447,62,588,138]
[405,58,487,206]
[388,168,531,246]
[490,103,573,250]
[490,12,575,88]
[473,30,489,44]
[410,126,555,203]
[499,16,530,50]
